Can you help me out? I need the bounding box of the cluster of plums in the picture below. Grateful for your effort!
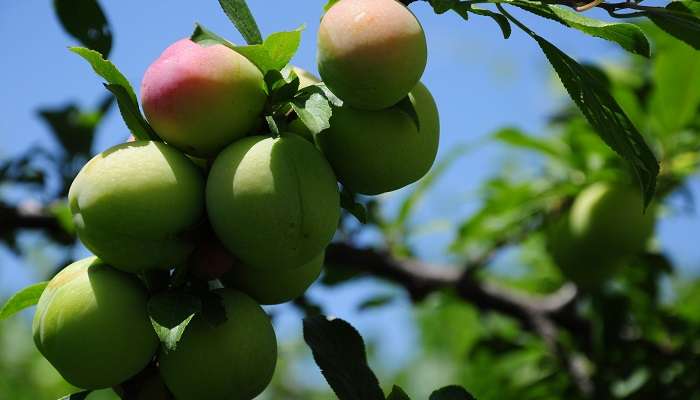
[32,0,438,399]
[547,182,655,288]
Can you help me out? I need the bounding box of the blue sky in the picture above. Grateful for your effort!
[1,0,699,389]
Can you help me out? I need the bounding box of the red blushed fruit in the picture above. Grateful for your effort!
[141,39,266,158]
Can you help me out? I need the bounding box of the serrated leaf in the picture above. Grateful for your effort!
[534,34,658,206]
[511,2,650,57]
[647,1,700,50]
[218,0,262,45]
[471,8,511,39]
[104,84,160,141]
[291,90,333,135]
[0,282,48,320]
[148,292,202,352]
[387,385,412,400]
[53,0,112,56]
[70,47,158,141]
[429,385,477,400]
[191,24,303,74]
[58,390,91,400]
[303,315,384,400]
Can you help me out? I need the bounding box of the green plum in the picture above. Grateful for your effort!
[32,257,158,389]
[222,252,324,305]
[318,0,427,109]
[141,38,266,157]
[68,141,205,273]
[206,135,340,270]
[547,182,655,287]
[315,81,439,195]
[158,289,277,400]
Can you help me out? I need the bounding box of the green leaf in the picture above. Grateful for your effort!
[0,282,48,320]
[104,84,160,141]
[191,24,303,74]
[387,385,412,400]
[69,47,158,141]
[395,95,421,131]
[534,36,658,205]
[38,95,113,157]
[358,294,395,311]
[649,43,700,134]
[512,2,650,57]
[302,315,384,400]
[147,292,202,353]
[53,0,112,56]
[647,1,700,50]
[493,127,564,158]
[340,187,368,224]
[58,390,92,400]
[218,0,263,45]
[49,201,75,235]
[429,385,477,400]
[471,8,511,39]
[291,88,333,135]
[324,0,341,12]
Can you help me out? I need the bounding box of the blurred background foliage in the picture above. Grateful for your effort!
[1,1,699,399]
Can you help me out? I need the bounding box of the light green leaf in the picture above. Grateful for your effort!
[512,2,650,57]
[493,127,564,158]
[218,0,263,45]
[291,90,332,135]
[148,292,202,353]
[70,47,158,141]
[0,282,48,320]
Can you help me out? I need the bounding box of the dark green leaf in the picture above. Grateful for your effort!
[511,2,650,57]
[218,0,263,45]
[58,390,91,400]
[0,282,48,320]
[199,291,228,327]
[70,47,158,141]
[303,315,384,400]
[340,187,368,224]
[104,84,160,141]
[429,385,477,400]
[534,36,658,205]
[148,292,202,352]
[471,8,511,39]
[358,294,395,311]
[387,385,412,400]
[38,96,113,157]
[647,1,700,50]
[266,69,300,103]
[395,95,421,131]
[53,0,112,56]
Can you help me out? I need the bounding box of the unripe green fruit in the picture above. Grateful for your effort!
[159,289,277,400]
[316,82,439,195]
[222,252,324,305]
[547,182,655,287]
[318,0,427,109]
[68,141,205,273]
[207,135,340,270]
[32,257,158,389]
[141,38,266,157]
